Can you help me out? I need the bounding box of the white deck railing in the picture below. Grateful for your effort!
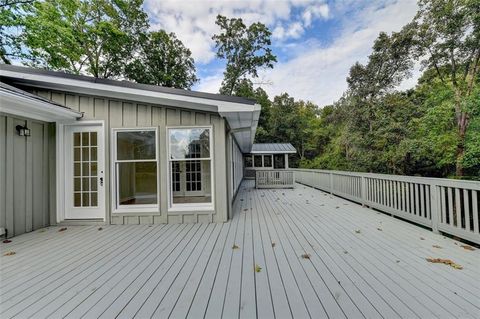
[293,169,480,244]
[255,170,295,189]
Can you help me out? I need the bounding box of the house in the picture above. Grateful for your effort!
[243,143,296,178]
[0,64,261,237]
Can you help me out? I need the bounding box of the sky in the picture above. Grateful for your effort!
[145,0,419,107]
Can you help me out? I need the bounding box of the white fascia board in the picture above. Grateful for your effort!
[0,89,82,122]
[1,69,257,113]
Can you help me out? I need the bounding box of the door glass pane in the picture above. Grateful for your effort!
[72,130,99,208]
[117,131,156,160]
[169,128,210,159]
[118,162,157,205]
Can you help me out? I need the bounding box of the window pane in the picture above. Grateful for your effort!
[117,131,156,160]
[263,155,272,167]
[118,162,157,205]
[254,155,263,168]
[171,160,211,204]
[169,128,210,159]
[274,154,285,169]
[244,155,252,167]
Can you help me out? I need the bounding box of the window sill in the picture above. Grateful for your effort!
[168,204,214,213]
[113,207,159,214]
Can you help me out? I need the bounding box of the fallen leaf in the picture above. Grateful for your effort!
[377,228,383,231]
[432,245,442,249]
[396,260,400,263]
[271,242,276,247]
[355,229,361,234]
[243,209,248,212]
[426,258,463,270]
[2,239,12,243]
[98,227,103,231]
[240,199,244,201]
[420,237,425,240]
[301,253,311,259]
[343,251,348,254]
[460,245,475,251]
[255,264,262,272]
[59,227,67,232]
[3,251,15,256]
[38,229,46,233]
[232,244,240,249]
[335,206,340,209]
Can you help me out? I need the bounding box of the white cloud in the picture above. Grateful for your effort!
[261,0,419,106]
[144,0,329,63]
[146,0,420,106]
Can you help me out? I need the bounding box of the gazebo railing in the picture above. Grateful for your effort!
[255,170,295,189]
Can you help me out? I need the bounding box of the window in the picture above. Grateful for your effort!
[274,154,285,169]
[244,155,252,167]
[168,127,213,208]
[113,129,158,211]
[263,155,273,167]
[254,155,263,168]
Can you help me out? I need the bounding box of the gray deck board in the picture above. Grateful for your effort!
[1,180,479,319]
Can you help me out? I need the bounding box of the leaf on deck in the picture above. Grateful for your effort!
[98,227,103,231]
[355,229,361,234]
[420,237,425,240]
[59,227,67,232]
[335,206,340,209]
[255,264,262,272]
[243,208,249,212]
[460,245,475,251]
[426,258,463,270]
[271,242,276,247]
[232,244,240,249]
[301,253,311,259]
[2,239,12,243]
[377,228,383,231]
[432,245,442,249]
[4,251,15,256]
[38,229,46,233]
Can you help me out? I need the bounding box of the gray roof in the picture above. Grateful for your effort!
[0,64,256,105]
[251,143,297,154]
[0,81,71,110]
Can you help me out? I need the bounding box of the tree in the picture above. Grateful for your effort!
[19,0,148,78]
[413,0,480,176]
[0,0,32,64]
[125,30,198,89]
[212,15,277,96]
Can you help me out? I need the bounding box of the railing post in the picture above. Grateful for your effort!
[329,173,333,194]
[429,182,440,234]
[361,176,366,207]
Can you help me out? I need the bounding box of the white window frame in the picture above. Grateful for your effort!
[263,154,273,168]
[167,125,214,212]
[111,127,159,214]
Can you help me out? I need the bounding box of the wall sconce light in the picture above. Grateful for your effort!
[16,123,31,137]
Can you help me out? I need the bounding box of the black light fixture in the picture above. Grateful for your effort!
[16,122,31,137]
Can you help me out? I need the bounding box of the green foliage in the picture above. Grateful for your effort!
[125,30,198,88]
[20,0,149,78]
[212,15,276,96]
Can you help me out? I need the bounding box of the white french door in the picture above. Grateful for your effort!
[172,160,203,197]
[64,124,105,219]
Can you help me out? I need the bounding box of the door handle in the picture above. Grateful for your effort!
[100,177,103,186]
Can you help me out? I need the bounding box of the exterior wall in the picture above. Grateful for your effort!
[232,138,243,196]
[0,114,54,237]
[32,89,229,225]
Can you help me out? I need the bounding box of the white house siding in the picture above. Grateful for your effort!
[33,89,229,225]
[0,114,53,237]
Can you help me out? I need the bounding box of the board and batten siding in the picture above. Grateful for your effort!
[32,89,229,225]
[0,114,54,238]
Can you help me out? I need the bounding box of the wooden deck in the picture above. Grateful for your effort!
[1,180,479,319]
